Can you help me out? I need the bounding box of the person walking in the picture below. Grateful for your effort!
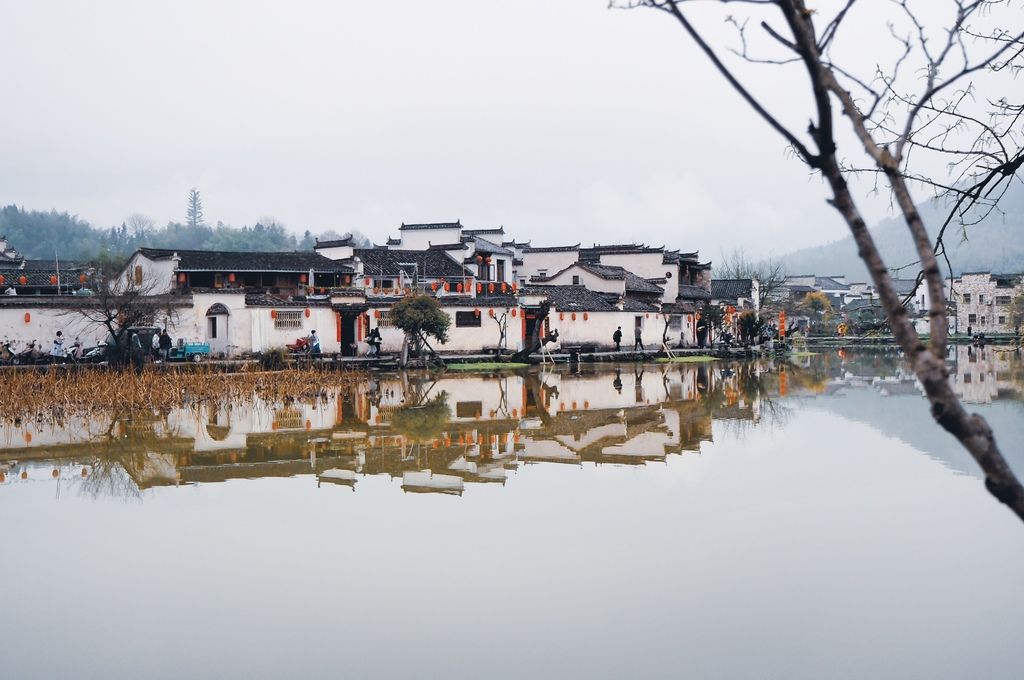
[612,326,622,352]
[130,331,145,373]
[633,324,643,352]
[159,329,173,362]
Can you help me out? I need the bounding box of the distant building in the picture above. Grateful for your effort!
[950,272,1024,333]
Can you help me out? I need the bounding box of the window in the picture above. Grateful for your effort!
[208,317,218,339]
[214,273,223,288]
[496,260,505,282]
[979,295,985,304]
[274,310,303,329]
[456,401,482,418]
[981,316,987,325]
[998,316,1006,325]
[572,275,580,285]
[963,293,972,303]
[996,295,1011,305]
[455,311,481,327]
[968,313,977,324]
[964,373,972,383]
[537,269,548,277]
[133,265,143,285]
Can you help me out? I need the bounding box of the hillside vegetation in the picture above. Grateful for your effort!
[780,182,1024,280]
[0,204,368,262]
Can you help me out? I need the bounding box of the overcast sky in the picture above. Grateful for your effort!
[0,0,966,257]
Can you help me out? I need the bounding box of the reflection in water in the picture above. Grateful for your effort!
[1,349,1021,499]
[3,350,1024,680]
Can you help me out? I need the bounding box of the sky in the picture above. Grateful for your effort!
[0,0,981,258]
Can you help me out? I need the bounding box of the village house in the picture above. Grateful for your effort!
[0,225,721,357]
[950,272,1024,334]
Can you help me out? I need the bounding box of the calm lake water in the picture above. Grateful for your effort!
[1,347,1023,679]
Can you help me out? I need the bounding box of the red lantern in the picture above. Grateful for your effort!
[19,275,27,285]
[299,274,308,284]
[270,310,277,319]
[474,309,481,317]
[571,312,577,321]
[512,283,518,292]
[49,275,57,285]
[365,277,372,286]
[488,283,495,294]
[24,312,30,323]
[489,308,495,318]
[501,282,507,293]
[511,308,517,318]
[177,272,186,283]
[456,283,463,293]
[444,282,450,292]
[228,273,236,283]
[476,255,483,263]
[477,283,483,294]
[583,312,589,321]
[0,274,5,284]
[431,282,438,291]
[559,312,564,320]
[304,308,311,318]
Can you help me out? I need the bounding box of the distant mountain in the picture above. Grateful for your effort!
[779,181,1024,281]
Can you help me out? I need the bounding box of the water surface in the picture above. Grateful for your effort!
[2,348,1022,679]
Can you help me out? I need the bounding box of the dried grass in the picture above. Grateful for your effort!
[0,365,364,421]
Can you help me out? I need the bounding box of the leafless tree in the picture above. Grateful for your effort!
[124,213,155,238]
[718,247,787,308]
[65,267,180,365]
[622,0,1024,521]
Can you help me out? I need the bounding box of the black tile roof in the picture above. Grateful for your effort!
[522,244,579,253]
[0,266,89,288]
[711,278,754,300]
[355,248,471,279]
[576,262,664,294]
[471,236,513,257]
[399,221,462,231]
[677,284,711,300]
[814,276,850,291]
[136,248,354,273]
[522,285,618,312]
[314,234,353,248]
[463,227,505,236]
[521,285,659,313]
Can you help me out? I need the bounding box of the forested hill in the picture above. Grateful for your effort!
[0,205,366,262]
[779,181,1024,279]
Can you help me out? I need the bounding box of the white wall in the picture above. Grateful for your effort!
[546,309,666,350]
[519,250,579,282]
[542,265,625,295]
[315,244,353,261]
[399,228,462,250]
[597,253,677,302]
[124,252,177,295]
[368,304,524,354]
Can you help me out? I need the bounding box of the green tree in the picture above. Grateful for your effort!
[390,294,450,367]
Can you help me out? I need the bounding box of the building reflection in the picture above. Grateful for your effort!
[0,362,785,498]
[6,350,1017,497]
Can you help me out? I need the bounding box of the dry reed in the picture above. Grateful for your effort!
[0,365,363,421]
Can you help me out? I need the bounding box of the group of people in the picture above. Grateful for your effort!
[612,325,645,352]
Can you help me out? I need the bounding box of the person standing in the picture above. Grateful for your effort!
[159,329,173,362]
[50,331,65,360]
[151,331,161,359]
[308,329,321,355]
[130,332,145,373]
[633,324,643,352]
[612,326,622,352]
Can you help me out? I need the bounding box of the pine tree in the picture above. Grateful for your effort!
[186,188,204,229]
